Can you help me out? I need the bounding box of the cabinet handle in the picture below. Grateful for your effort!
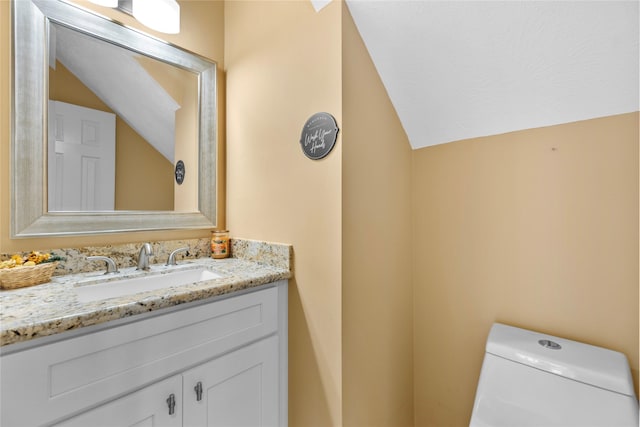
[167,393,176,415]
[194,381,203,401]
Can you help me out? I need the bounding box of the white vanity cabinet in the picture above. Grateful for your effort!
[55,337,279,427]
[0,281,287,427]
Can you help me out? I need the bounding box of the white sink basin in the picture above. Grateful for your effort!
[75,267,222,302]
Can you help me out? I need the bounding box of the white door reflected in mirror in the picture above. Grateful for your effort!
[47,101,116,211]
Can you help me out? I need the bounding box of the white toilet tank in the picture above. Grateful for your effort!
[470,323,638,427]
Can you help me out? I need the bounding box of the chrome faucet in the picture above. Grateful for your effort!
[87,256,119,274]
[166,247,189,266]
[136,243,154,271]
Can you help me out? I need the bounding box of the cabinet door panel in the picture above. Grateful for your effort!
[183,336,279,427]
[53,376,182,427]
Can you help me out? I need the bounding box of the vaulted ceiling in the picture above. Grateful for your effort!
[344,1,639,149]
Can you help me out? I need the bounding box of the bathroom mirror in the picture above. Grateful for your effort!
[48,20,200,213]
[11,0,217,237]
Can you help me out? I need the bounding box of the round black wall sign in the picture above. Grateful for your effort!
[299,112,339,160]
[175,160,185,185]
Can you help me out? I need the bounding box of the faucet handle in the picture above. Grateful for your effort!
[87,256,119,274]
[166,247,189,266]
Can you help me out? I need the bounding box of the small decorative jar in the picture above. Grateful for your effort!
[210,230,230,259]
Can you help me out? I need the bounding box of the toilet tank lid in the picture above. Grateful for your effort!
[486,323,636,397]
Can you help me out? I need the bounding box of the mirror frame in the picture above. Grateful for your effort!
[11,0,217,238]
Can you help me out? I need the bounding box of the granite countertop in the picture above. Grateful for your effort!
[0,239,292,348]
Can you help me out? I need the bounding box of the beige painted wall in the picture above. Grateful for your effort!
[342,3,414,426]
[413,112,639,427]
[0,0,225,253]
[137,56,199,212]
[225,1,343,425]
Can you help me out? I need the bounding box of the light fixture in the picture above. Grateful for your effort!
[132,0,180,35]
[88,0,118,7]
[88,0,181,35]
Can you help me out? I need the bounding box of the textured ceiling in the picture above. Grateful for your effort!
[345,0,639,149]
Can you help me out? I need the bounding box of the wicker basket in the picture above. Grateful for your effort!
[0,262,58,290]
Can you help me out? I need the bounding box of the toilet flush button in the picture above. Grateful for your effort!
[539,339,562,350]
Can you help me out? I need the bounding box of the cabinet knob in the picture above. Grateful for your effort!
[167,393,176,415]
[194,381,203,402]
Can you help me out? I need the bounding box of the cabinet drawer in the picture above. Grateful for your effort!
[53,375,183,427]
[1,285,279,427]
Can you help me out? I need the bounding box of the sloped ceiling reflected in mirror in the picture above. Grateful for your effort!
[51,23,179,162]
